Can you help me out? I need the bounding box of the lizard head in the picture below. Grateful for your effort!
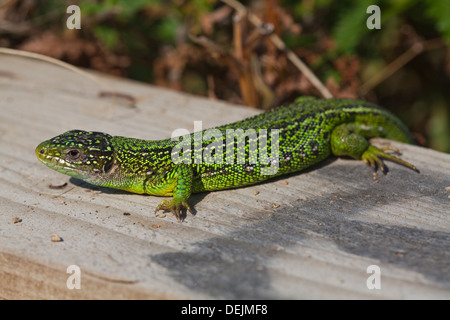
[36,130,115,181]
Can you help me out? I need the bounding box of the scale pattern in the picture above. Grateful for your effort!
[36,97,416,219]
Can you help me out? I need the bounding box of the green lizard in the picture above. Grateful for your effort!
[35,96,419,221]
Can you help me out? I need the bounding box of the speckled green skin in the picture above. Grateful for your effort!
[35,96,418,220]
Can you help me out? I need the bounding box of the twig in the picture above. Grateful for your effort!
[0,47,111,91]
[359,38,445,96]
[220,0,333,98]
[232,11,259,107]
[0,47,120,118]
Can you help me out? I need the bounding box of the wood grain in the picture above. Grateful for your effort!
[0,55,449,299]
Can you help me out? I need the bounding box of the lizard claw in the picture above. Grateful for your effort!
[362,145,419,182]
[155,199,194,222]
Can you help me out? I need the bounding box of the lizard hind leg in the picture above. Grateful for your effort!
[330,123,419,179]
[361,145,420,174]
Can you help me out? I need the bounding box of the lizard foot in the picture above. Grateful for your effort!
[361,145,419,182]
[155,199,194,222]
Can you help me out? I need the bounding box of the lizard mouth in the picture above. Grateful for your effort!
[35,141,78,172]
[35,137,115,176]
[36,141,59,163]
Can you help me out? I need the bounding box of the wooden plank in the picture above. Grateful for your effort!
[0,55,449,299]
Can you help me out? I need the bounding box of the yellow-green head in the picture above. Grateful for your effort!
[36,130,115,181]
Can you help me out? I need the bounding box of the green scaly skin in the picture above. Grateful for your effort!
[35,97,419,221]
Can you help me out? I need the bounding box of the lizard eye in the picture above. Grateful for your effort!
[66,149,83,161]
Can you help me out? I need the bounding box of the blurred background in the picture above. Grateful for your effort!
[0,0,449,152]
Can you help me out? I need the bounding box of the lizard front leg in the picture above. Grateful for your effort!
[155,164,194,221]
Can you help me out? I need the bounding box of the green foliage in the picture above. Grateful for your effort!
[77,0,214,48]
[283,0,331,17]
[155,17,182,43]
[332,0,377,54]
[428,102,450,152]
[117,0,158,18]
[425,0,450,43]
[284,0,442,55]
[92,25,118,49]
[80,0,157,18]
